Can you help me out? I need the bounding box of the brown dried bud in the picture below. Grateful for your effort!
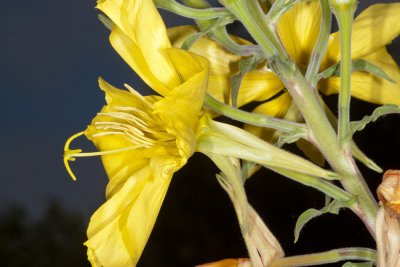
[377,170,400,218]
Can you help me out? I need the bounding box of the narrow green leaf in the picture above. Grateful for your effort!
[313,62,339,83]
[349,104,400,136]
[352,59,396,83]
[294,208,324,243]
[351,142,383,173]
[314,59,396,84]
[294,198,355,243]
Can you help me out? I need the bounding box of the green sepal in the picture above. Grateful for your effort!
[294,197,355,243]
[98,14,113,31]
[351,142,383,173]
[342,262,373,267]
[349,104,400,137]
[196,114,339,181]
[352,59,396,83]
[314,59,396,84]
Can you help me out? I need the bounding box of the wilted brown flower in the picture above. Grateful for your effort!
[377,170,400,217]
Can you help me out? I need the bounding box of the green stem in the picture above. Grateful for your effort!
[206,27,263,56]
[181,0,210,8]
[181,0,262,56]
[155,0,231,19]
[221,0,378,235]
[270,248,376,267]
[331,0,357,148]
[320,97,383,173]
[204,94,308,136]
[305,0,332,83]
[220,0,282,57]
[266,0,296,24]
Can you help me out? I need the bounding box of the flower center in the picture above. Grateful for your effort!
[63,85,176,181]
[93,105,174,148]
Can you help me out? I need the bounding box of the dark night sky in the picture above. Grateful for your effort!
[1,0,400,266]
[0,0,190,219]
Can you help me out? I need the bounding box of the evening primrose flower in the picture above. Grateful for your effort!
[64,0,209,266]
[65,48,208,266]
[168,2,400,120]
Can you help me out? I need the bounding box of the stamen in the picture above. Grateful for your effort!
[94,108,173,146]
[93,121,156,146]
[67,145,143,158]
[95,121,145,136]
[98,111,149,128]
[91,131,125,138]
[124,84,154,109]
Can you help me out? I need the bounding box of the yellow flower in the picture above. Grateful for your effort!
[85,56,207,266]
[66,54,208,266]
[64,0,209,266]
[169,2,400,120]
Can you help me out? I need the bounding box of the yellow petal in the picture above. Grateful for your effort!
[85,79,153,196]
[244,93,292,139]
[169,26,240,103]
[167,25,198,46]
[83,78,191,266]
[154,48,209,159]
[277,0,321,69]
[320,47,400,105]
[168,26,250,76]
[207,69,284,107]
[169,26,265,105]
[85,165,174,267]
[237,70,284,106]
[97,0,181,94]
[325,3,400,64]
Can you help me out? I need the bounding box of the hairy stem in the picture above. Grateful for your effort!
[270,247,376,267]
[305,0,332,83]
